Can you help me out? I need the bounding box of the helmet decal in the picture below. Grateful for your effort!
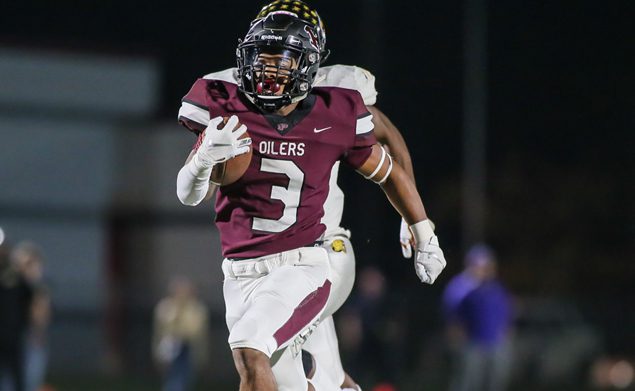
[256,0,325,34]
[304,25,319,51]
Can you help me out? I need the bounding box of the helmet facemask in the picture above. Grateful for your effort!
[238,46,313,112]
[237,13,326,112]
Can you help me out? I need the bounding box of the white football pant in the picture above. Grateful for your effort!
[272,231,356,390]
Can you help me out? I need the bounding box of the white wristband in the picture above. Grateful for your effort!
[410,219,435,247]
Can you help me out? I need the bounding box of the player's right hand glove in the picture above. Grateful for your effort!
[410,219,447,284]
[193,115,251,168]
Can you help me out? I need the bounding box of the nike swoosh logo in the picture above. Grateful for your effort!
[314,126,332,133]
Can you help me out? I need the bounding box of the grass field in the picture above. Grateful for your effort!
[46,376,235,391]
[46,375,597,391]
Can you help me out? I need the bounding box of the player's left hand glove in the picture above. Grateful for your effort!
[410,219,447,284]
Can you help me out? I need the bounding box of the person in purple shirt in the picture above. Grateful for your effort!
[442,244,513,391]
[175,5,447,391]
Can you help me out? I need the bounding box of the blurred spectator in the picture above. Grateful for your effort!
[338,266,406,389]
[152,276,209,391]
[11,242,51,391]
[442,244,513,391]
[512,297,602,385]
[0,242,33,391]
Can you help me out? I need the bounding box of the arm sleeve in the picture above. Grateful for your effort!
[176,133,212,206]
[342,93,377,168]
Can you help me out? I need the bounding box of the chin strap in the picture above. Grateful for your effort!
[290,92,308,103]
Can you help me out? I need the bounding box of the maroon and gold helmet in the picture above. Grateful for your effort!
[254,0,327,53]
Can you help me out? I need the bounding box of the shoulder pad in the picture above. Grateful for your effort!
[203,68,239,84]
[315,65,377,106]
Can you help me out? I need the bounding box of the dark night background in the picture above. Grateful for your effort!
[1,0,633,389]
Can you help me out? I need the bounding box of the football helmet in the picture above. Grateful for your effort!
[254,0,327,51]
[237,9,329,111]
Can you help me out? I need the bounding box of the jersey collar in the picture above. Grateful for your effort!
[262,94,317,136]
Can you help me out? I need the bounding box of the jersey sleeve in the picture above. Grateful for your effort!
[342,93,377,169]
[178,78,211,134]
[178,77,236,134]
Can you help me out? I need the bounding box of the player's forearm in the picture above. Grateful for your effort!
[357,144,426,223]
[368,106,416,182]
[363,147,446,284]
[383,134,415,182]
[176,156,213,206]
[380,162,427,225]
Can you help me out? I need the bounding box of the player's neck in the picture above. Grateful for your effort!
[274,101,299,117]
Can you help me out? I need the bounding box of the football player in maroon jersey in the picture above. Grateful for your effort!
[176,6,446,391]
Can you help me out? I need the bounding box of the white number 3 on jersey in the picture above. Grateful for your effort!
[252,158,304,233]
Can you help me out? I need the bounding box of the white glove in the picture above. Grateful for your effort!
[410,219,447,284]
[193,115,251,168]
[400,218,414,258]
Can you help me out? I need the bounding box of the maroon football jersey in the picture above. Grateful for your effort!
[179,79,376,258]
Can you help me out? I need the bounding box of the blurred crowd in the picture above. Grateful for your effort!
[0,233,51,391]
[1,228,632,391]
[334,243,627,391]
[336,244,514,391]
[152,276,209,391]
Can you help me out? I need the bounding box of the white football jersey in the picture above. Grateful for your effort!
[180,65,378,237]
[314,65,377,237]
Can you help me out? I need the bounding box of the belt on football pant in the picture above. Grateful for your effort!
[222,241,324,279]
[226,240,324,262]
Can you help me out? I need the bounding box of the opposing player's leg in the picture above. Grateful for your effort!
[269,346,308,391]
[302,231,362,390]
[320,230,356,316]
[267,231,361,390]
[222,246,333,391]
[304,316,343,382]
[271,345,342,391]
[303,316,361,390]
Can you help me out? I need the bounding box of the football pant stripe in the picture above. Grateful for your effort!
[273,279,332,347]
